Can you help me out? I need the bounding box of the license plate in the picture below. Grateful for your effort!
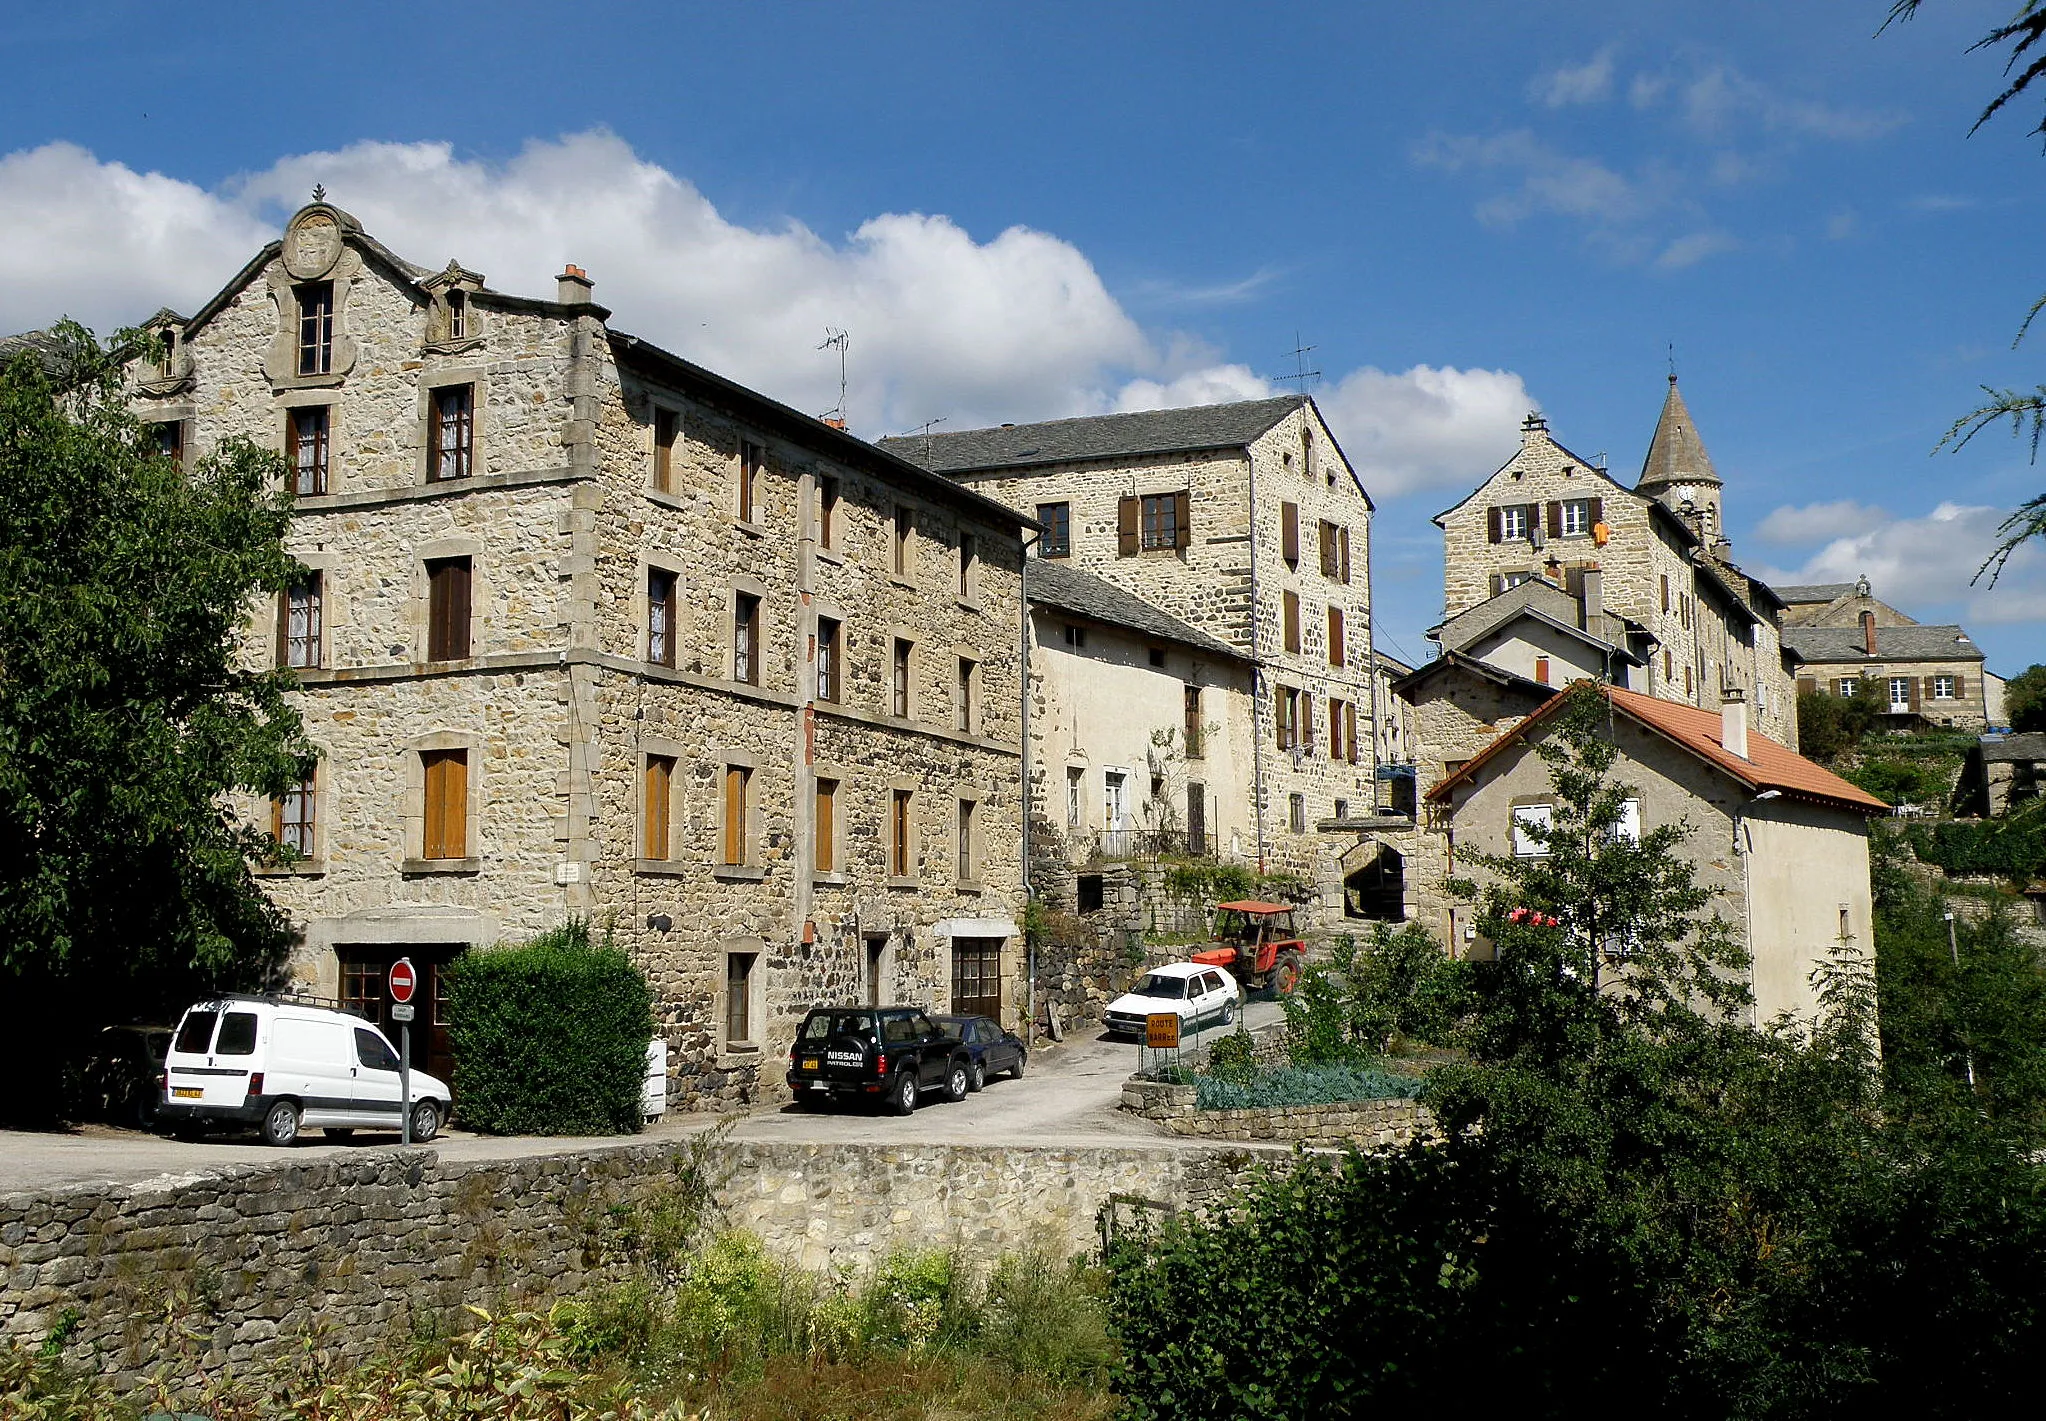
[801,1057,820,1071]
[172,1086,202,1099]
[809,1081,828,1091]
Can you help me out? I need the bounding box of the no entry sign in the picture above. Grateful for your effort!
[388,958,418,1005]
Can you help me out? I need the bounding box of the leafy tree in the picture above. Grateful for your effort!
[2006,661,2046,730]
[1796,683,1879,762]
[0,323,312,1120]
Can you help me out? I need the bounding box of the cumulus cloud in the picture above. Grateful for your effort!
[1529,47,1616,108]
[1115,364,1273,412]
[1317,364,1534,500]
[1753,500,2046,629]
[1756,500,1890,545]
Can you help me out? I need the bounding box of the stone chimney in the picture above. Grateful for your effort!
[1579,564,1605,641]
[556,263,594,305]
[1721,687,1749,761]
[1861,609,1877,656]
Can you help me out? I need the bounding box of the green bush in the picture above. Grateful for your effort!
[446,918,654,1135]
[1193,1063,1423,1110]
[1797,686,1880,761]
[1206,1028,1259,1084]
[1908,806,2046,879]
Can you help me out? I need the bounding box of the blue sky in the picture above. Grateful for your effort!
[2,1,2042,674]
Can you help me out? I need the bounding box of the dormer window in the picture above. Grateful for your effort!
[447,290,467,340]
[155,327,178,375]
[296,282,334,375]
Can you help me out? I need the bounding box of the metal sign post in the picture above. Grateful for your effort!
[389,958,418,1145]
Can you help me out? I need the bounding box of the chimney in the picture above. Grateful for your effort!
[1721,687,1749,761]
[1860,609,1877,656]
[1579,564,1604,639]
[819,415,848,431]
[556,263,593,305]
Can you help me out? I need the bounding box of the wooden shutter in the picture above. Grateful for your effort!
[1346,701,1359,764]
[1909,678,1922,712]
[723,766,748,865]
[1283,591,1301,652]
[1339,526,1351,584]
[422,750,467,860]
[275,592,291,669]
[1489,573,1504,597]
[1660,574,1670,613]
[428,559,471,661]
[1488,506,1503,544]
[1281,502,1300,563]
[1954,674,1967,699]
[1589,497,1603,526]
[1174,489,1192,548]
[1546,501,1562,537]
[1328,606,1344,667]
[1117,495,1139,556]
[1798,676,1817,696]
[814,779,835,873]
[1923,675,1938,700]
[644,757,672,860]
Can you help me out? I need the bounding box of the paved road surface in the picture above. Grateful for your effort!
[0,999,1284,1193]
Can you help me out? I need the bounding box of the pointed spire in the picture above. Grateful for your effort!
[1637,373,1719,491]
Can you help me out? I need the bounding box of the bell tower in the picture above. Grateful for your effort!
[1636,374,1726,553]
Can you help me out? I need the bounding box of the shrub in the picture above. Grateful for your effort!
[1193,1062,1423,1110]
[1206,1029,1259,1084]
[1908,806,2046,879]
[446,918,654,1135]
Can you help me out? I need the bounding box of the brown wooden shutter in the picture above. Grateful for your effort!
[1954,674,1967,699]
[1328,606,1344,666]
[644,757,673,860]
[723,766,747,865]
[1490,573,1503,597]
[1346,701,1359,763]
[1798,676,1817,696]
[1546,501,1562,537]
[1282,502,1300,563]
[1589,496,1603,526]
[1488,506,1503,544]
[1339,526,1351,584]
[1117,495,1139,556]
[1923,675,1938,700]
[1660,574,1670,613]
[814,779,835,873]
[1174,489,1192,548]
[275,592,291,669]
[422,750,467,860]
[1283,591,1301,652]
[1909,677,1922,712]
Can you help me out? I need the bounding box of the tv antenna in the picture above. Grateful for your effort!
[818,328,850,423]
[898,416,947,465]
[1270,331,1321,394]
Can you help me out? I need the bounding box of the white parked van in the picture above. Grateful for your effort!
[159,995,451,1146]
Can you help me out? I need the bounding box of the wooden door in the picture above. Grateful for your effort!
[337,945,462,1083]
[950,938,1003,1020]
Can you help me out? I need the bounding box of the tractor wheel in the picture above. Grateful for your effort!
[1273,951,1306,997]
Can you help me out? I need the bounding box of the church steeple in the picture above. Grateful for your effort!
[1637,374,1725,548]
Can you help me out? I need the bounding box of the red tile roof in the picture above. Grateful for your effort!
[1425,683,1888,815]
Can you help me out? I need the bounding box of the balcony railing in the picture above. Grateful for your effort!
[1085,828,1206,862]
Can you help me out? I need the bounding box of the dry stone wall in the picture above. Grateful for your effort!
[1119,1078,1436,1150]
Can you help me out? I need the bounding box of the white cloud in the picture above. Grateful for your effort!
[1414,130,1636,227]
[1529,47,1616,108]
[1753,500,2046,628]
[1316,364,1535,500]
[1115,364,1273,412]
[1756,500,1890,545]
[1653,230,1740,269]
[1664,64,1905,142]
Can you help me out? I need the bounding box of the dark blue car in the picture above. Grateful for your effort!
[933,1014,1027,1092]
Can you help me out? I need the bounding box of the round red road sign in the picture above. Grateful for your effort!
[388,958,418,1004]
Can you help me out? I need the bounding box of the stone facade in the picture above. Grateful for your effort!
[886,398,1379,889]
[131,203,1030,1109]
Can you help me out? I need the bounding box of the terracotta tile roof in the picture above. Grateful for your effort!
[1425,683,1888,815]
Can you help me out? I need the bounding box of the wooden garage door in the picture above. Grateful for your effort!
[951,938,1003,1020]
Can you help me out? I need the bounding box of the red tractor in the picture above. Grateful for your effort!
[1189,900,1308,997]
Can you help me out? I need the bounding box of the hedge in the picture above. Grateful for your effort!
[1908,808,2046,880]
[1193,1063,1424,1111]
[446,918,655,1135]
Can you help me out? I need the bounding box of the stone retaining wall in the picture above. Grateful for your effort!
[1120,1077,1434,1149]
[0,1134,1286,1385]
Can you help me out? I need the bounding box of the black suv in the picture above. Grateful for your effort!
[785,1006,972,1114]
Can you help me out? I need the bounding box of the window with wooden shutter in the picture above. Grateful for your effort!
[1339,525,1351,584]
[288,406,330,496]
[1275,686,1297,750]
[654,408,679,493]
[816,617,841,703]
[425,557,471,661]
[1281,502,1300,564]
[1174,489,1192,548]
[1283,591,1301,652]
[428,385,474,481]
[1953,674,1968,699]
[890,788,913,877]
[1345,701,1359,764]
[1319,520,1338,578]
[1797,676,1818,696]
[957,799,976,881]
[1328,606,1345,667]
[644,756,674,860]
[1661,574,1670,613]
[647,568,677,668]
[1184,685,1203,758]
[1329,698,1346,759]
[814,778,837,873]
[1139,492,1182,550]
[892,638,913,718]
[1489,573,1504,597]
[733,592,760,684]
[421,750,467,860]
[1488,506,1503,543]
[1536,656,1551,685]
[1117,495,1139,556]
[1546,501,1562,537]
[1589,497,1604,528]
[819,475,839,550]
[722,765,750,865]
[738,441,764,523]
[894,504,914,574]
[1038,502,1071,557]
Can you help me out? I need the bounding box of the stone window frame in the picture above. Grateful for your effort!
[256,748,328,877]
[718,936,767,1055]
[811,762,848,883]
[413,537,484,665]
[638,555,685,669]
[145,410,194,468]
[891,502,917,585]
[735,437,768,530]
[887,776,919,888]
[956,529,980,607]
[1038,501,1072,558]
[403,729,483,875]
[815,472,843,559]
[635,735,687,872]
[713,746,765,880]
[889,629,919,722]
[953,647,979,735]
[811,596,848,706]
[263,258,360,390]
[730,576,769,688]
[421,277,485,355]
[1288,793,1307,834]
[414,367,488,485]
[1558,498,1595,538]
[277,549,339,671]
[1065,764,1086,831]
[955,791,982,889]
[277,390,339,497]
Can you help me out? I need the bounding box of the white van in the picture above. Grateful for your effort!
[159,995,451,1146]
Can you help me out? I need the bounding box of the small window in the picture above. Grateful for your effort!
[815,778,838,873]
[428,384,474,481]
[958,533,977,600]
[150,420,185,465]
[644,755,675,860]
[1535,656,1551,685]
[722,765,751,865]
[280,573,323,669]
[819,475,840,550]
[1614,798,1641,846]
[1512,803,1553,858]
[894,504,914,575]
[288,406,330,496]
[892,638,913,718]
[1288,794,1306,833]
[355,1028,399,1072]
[422,749,469,859]
[1184,686,1204,757]
[1502,570,1533,590]
[1077,873,1105,912]
[216,1012,259,1056]
[1837,678,1858,698]
[1934,674,1956,699]
[1066,767,1084,829]
[653,408,679,494]
[1276,685,1299,750]
[1039,502,1071,557]
[726,952,758,1045]
[1560,499,1592,537]
[1148,647,1166,668]
[447,289,468,340]
[1062,623,1087,648]
[958,799,977,880]
[1499,504,1529,541]
[1139,491,1182,551]
[1334,797,1350,821]
[957,657,977,732]
[733,592,761,684]
[1330,698,1347,760]
[425,557,472,662]
[816,617,841,703]
[276,773,316,856]
[648,568,678,668]
[891,788,914,877]
[738,440,765,523]
[296,281,333,376]
[1319,520,1341,578]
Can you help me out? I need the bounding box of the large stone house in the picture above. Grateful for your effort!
[883,397,1379,884]
[1426,685,1885,1024]
[1779,576,1998,730]
[125,201,1031,1107]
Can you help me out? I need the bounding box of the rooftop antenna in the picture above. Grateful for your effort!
[818,327,850,424]
[899,416,946,466]
[1270,331,1321,394]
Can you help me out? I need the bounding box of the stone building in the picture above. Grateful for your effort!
[1429,573,1653,695]
[1426,685,1884,1024]
[1778,576,1997,730]
[1962,732,2046,817]
[126,201,1031,1106]
[882,397,1379,885]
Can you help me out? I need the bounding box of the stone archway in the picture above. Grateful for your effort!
[1344,844,1406,921]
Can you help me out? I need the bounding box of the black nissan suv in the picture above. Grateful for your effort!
[785,1006,972,1114]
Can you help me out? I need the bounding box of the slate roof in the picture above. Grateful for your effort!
[1434,579,1647,663]
[1026,558,1247,660]
[1390,650,1552,701]
[878,397,1308,474]
[1774,583,1858,604]
[0,327,87,377]
[1427,684,1888,814]
[1637,375,1720,491]
[1979,732,2046,765]
[1782,624,1987,664]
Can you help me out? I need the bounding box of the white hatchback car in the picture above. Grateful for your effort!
[160,996,451,1146]
[1102,963,1240,1039]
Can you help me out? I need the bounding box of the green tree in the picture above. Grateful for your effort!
[1796,683,1879,762]
[0,324,312,1119]
[2005,661,2046,730]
